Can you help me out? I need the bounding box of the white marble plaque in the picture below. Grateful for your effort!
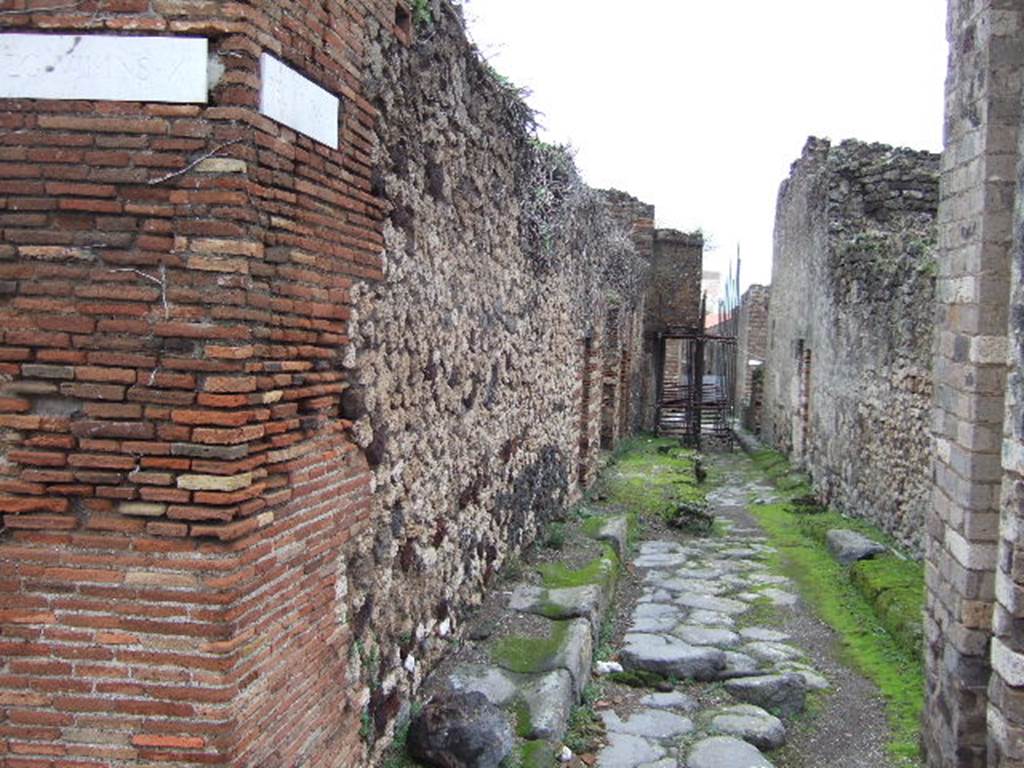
[0,34,208,103]
[260,53,339,149]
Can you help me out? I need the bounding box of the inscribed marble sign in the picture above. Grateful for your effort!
[0,33,208,103]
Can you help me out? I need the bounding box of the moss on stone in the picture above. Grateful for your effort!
[851,557,925,661]
[492,620,571,674]
[510,698,533,739]
[580,516,605,538]
[596,436,706,524]
[538,543,618,590]
[604,669,666,688]
[519,740,555,768]
[749,501,924,765]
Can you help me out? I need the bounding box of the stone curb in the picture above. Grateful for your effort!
[415,515,627,750]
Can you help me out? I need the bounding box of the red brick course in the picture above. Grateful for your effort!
[0,0,394,765]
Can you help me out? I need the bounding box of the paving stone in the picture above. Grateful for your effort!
[686,736,774,768]
[598,516,629,558]
[710,704,786,750]
[657,578,730,595]
[742,642,803,664]
[635,553,692,568]
[635,602,684,621]
[739,628,790,643]
[602,708,694,740]
[719,651,760,677]
[631,616,680,633]
[671,625,741,649]
[724,673,807,717]
[672,593,748,615]
[687,610,735,627]
[748,574,790,586]
[720,547,763,560]
[761,588,798,607]
[620,633,726,681]
[597,731,665,768]
[777,663,830,690]
[826,529,887,566]
[446,664,517,706]
[675,567,726,580]
[639,589,675,604]
[639,691,698,712]
[640,541,685,555]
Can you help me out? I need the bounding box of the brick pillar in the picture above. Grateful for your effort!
[0,2,392,765]
[990,6,1024,763]
[925,1,1022,765]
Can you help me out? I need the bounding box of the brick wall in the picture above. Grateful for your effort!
[646,230,704,336]
[764,138,938,551]
[926,2,1024,766]
[734,284,770,429]
[929,3,1024,765]
[602,190,656,436]
[0,1,408,766]
[0,1,399,765]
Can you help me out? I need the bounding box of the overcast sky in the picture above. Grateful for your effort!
[462,0,948,292]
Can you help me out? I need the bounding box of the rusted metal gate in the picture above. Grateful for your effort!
[656,330,736,445]
[656,256,741,448]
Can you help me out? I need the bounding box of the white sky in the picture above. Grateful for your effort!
[462,0,948,292]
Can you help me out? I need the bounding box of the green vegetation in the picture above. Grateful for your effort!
[851,558,925,661]
[518,740,555,768]
[511,698,533,739]
[542,521,566,550]
[563,683,604,755]
[604,669,666,688]
[747,450,925,765]
[538,544,618,590]
[380,720,423,768]
[410,0,431,25]
[492,620,570,674]
[598,437,706,524]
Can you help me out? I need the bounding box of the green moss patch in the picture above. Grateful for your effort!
[538,544,618,590]
[518,741,555,768]
[492,620,571,674]
[604,669,666,688]
[596,437,706,524]
[510,698,533,739]
[851,557,925,661]
[750,501,924,765]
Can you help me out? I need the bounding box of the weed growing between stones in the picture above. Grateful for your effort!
[563,682,605,755]
[411,0,431,25]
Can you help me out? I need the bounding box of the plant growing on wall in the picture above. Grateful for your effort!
[411,0,432,25]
